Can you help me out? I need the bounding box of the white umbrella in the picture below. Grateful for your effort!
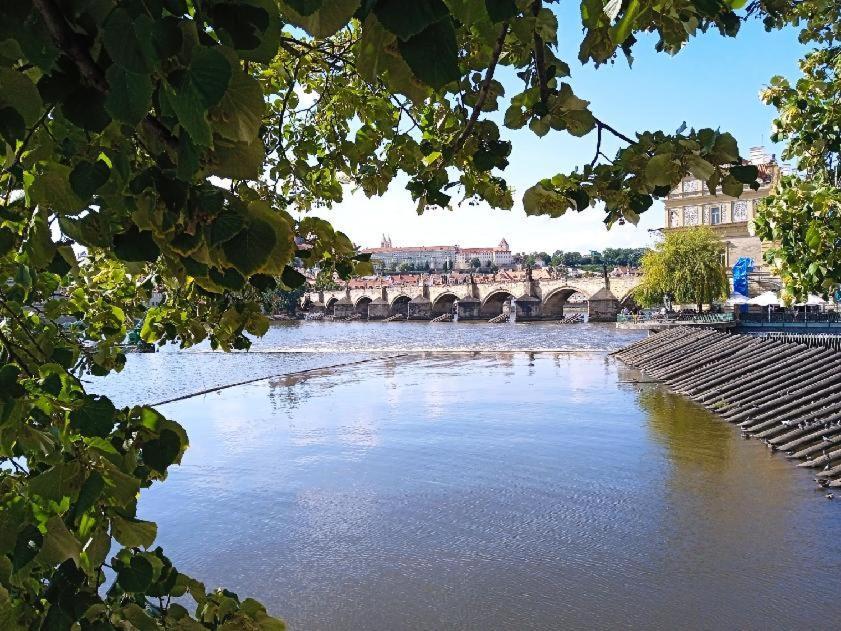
[747,291,782,306]
[725,292,750,306]
[795,294,826,306]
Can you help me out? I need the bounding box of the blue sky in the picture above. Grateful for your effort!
[308,10,804,254]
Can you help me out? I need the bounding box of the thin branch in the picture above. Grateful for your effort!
[531,1,549,106]
[450,21,510,156]
[1,106,54,176]
[0,328,34,376]
[589,123,603,167]
[594,119,636,146]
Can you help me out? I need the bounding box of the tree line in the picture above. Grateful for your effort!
[514,248,648,269]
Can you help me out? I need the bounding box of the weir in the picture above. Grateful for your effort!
[615,328,841,491]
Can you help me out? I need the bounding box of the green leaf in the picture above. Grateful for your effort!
[0,106,25,146]
[164,46,231,146]
[0,67,43,126]
[103,9,155,73]
[484,0,517,22]
[117,554,154,592]
[29,162,86,214]
[210,210,246,246]
[211,67,265,142]
[712,132,739,162]
[685,155,715,181]
[284,0,322,15]
[375,0,448,40]
[610,0,640,45]
[62,87,111,132]
[213,0,281,62]
[207,139,265,180]
[59,212,113,248]
[805,223,821,249]
[721,174,744,197]
[69,395,116,438]
[29,461,83,503]
[36,517,81,566]
[398,19,460,90]
[730,164,759,184]
[280,0,359,38]
[113,226,160,262]
[190,46,232,107]
[281,265,306,288]
[105,65,153,127]
[111,515,157,549]
[142,429,182,473]
[645,153,676,187]
[0,227,15,257]
[222,216,277,276]
[70,160,111,200]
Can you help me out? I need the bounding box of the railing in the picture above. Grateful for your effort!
[739,311,841,324]
[616,312,734,324]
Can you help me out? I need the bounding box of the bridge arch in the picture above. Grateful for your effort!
[390,294,410,317]
[354,295,372,318]
[542,286,587,318]
[480,289,515,318]
[432,292,459,316]
[618,288,638,307]
[325,296,338,315]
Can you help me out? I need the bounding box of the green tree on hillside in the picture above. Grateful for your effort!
[0,0,818,627]
[635,227,729,312]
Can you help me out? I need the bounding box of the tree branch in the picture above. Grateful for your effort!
[450,21,509,157]
[532,1,549,106]
[594,119,636,146]
[32,0,177,153]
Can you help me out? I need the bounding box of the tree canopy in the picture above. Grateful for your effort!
[634,227,729,311]
[0,0,819,628]
[754,0,841,302]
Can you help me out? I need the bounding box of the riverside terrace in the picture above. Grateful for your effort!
[305,275,641,322]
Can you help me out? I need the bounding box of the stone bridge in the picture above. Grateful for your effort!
[306,276,641,322]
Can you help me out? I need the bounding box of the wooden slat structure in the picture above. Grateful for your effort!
[615,327,841,489]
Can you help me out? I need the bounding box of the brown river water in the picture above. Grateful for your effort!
[92,322,841,630]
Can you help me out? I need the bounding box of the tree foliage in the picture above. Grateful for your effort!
[754,0,841,302]
[634,227,728,310]
[0,0,813,627]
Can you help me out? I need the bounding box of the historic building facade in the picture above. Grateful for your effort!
[663,147,780,270]
[364,237,512,271]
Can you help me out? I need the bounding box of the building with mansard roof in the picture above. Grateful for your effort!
[362,237,513,271]
[663,146,781,271]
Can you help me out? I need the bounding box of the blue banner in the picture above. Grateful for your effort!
[732,257,754,297]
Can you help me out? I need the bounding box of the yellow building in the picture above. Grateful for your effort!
[663,147,779,271]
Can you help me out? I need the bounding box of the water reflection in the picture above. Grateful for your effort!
[134,353,841,631]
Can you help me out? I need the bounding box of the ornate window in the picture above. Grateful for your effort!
[669,209,680,227]
[683,179,702,194]
[733,200,749,222]
[683,205,700,226]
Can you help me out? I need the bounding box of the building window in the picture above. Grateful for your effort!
[683,206,700,226]
[733,200,749,222]
[710,206,721,225]
[683,179,701,194]
[669,209,680,227]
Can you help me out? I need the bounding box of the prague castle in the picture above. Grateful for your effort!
[363,237,513,271]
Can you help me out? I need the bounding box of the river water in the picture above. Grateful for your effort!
[93,323,841,630]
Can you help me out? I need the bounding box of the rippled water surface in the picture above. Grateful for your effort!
[98,324,841,631]
[92,321,643,405]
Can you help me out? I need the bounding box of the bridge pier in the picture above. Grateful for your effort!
[408,295,432,320]
[368,297,390,319]
[587,287,620,322]
[514,294,542,321]
[456,296,481,320]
